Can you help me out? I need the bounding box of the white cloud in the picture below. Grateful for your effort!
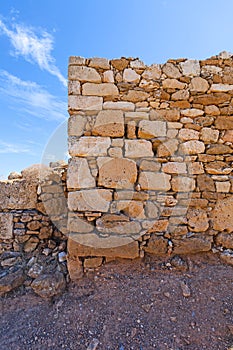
[0,19,67,87]
[0,70,67,121]
[0,140,33,155]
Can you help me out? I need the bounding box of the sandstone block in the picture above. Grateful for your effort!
[215,233,233,249]
[193,93,230,106]
[188,162,204,175]
[179,140,205,155]
[68,189,112,212]
[157,139,179,157]
[197,174,215,191]
[190,77,209,92]
[103,70,114,83]
[69,136,111,157]
[210,196,233,232]
[173,236,212,254]
[216,181,231,193]
[201,65,222,75]
[178,129,199,141]
[162,79,186,89]
[215,116,233,129]
[68,80,81,95]
[187,209,209,232]
[67,259,84,281]
[200,127,219,143]
[125,140,153,158]
[89,57,110,69]
[68,66,101,82]
[139,172,171,191]
[125,112,149,121]
[154,109,180,122]
[122,90,149,102]
[148,220,169,232]
[82,83,119,97]
[98,158,137,189]
[68,96,103,111]
[181,109,204,117]
[123,68,140,83]
[68,213,94,233]
[96,214,141,234]
[222,130,233,143]
[138,120,166,138]
[162,162,187,174]
[205,161,232,175]
[206,144,233,155]
[130,59,145,69]
[180,60,200,76]
[142,64,161,80]
[162,63,181,78]
[171,89,189,100]
[210,83,233,92]
[143,235,168,255]
[68,115,86,137]
[205,105,220,116]
[103,101,135,111]
[67,158,95,189]
[111,58,128,70]
[92,110,124,137]
[84,257,103,269]
[0,213,13,239]
[69,56,86,65]
[171,177,195,192]
[115,201,145,219]
[145,201,159,218]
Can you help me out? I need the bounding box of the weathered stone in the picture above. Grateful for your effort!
[162,79,186,89]
[103,101,135,111]
[68,96,103,111]
[67,158,95,189]
[0,179,37,210]
[89,57,110,69]
[125,112,149,121]
[98,158,137,189]
[24,237,39,253]
[69,136,111,157]
[157,139,179,157]
[27,221,41,231]
[187,209,209,232]
[180,60,200,77]
[82,83,119,97]
[205,161,232,175]
[84,257,103,268]
[130,59,145,69]
[162,162,187,174]
[123,68,140,83]
[68,235,139,258]
[200,127,219,143]
[92,110,124,137]
[171,89,189,100]
[145,201,159,218]
[31,271,66,299]
[125,140,153,158]
[206,144,232,155]
[122,90,149,102]
[210,83,233,92]
[148,220,169,232]
[178,129,199,141]
[188,162,204,175]
[171,177,195,192]
[68,115,86,137]
[140,160,161,172]
[197,174,215,191]
[216,181,231,193]
[143,235,168,255]
[111,58,128,70]
[181,109,204,117]
[96,214,141,234]
[0,268,25,295]
[67,259,84,281]
[173,236,212,254]
[68,80,81,95]
[138,120,166,138]
[142,64,161,80]
[222,130,233,143]
[215,233,233,249]
[179,140,205,155]
[68,214,94,233]
[0,213,13,239]
[68,66,101,82]
[139,172,171,191]
[190,77,209,92]
[193,93,230,106]
[115,201,145,219]
[210,196,233,232]
[153,109,180,122]
[69,56,86,65]
[215,116,233,129]
[114,191,149,201]
[103,70,114,83]
[201,65,222,75]
[68,189,112,212]
[162,63,181,78]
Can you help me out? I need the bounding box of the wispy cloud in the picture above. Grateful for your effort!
[0,70,67,121]
[0,18,67,87]
[0,140,34,155]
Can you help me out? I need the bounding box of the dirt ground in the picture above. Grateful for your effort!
[0,253,233,350]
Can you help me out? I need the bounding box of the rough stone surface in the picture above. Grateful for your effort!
[31,271,66,299]
[124,140,153,158]
[69,136,111,157]
[68,189,112,212]
[179,140,205,155]
[68,96,103,111]
[138,120,166,138]
[210,196,233,232]
[180,60,200,76]
[92,110,124,137]
[139,172,171,191]
[67,158,95,189]
[68,66,101,82]
[0,213,13,239]
[82,83,119,96]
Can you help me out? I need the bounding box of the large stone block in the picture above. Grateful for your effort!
[143,235,168,255]
[162,63,181,79]
[69,136,111,157]
[162,162,187,174]
[125,140,153,158]
[68,189,112,212]
[179,140,205,155]
[180,60,200,77]
[82,83,119,97]
[171,177,196,192]
[68,65,101,82]
[103,101,135,111]
[68,96,103,112]
[92,110,124,137]
[210,196,233,232]
[200,127,219,143]
[67,158,95,189]
[215,116,233,129]
[98,158,137,189]
[96,214,141,234]
[68,213,94,233]
[138,120,166,138]
[0,213,13,239]
[173,236,212,254]
[68,115,86,137]
[139,172,171,191]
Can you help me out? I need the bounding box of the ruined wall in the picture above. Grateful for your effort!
[67,52,233,275]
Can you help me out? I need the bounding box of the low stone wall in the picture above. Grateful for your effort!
[66,52,233,277]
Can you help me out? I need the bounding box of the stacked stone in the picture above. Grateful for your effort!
[67,53,233,274]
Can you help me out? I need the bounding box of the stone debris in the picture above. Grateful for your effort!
[180,281,191,297]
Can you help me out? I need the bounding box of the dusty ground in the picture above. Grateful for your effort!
[0,253,233,350]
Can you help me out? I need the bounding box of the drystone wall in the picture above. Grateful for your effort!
[67,52,233,277]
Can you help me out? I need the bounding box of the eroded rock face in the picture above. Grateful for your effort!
[210,196,233,232]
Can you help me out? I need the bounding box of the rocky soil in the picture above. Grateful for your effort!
[0,253,232,350]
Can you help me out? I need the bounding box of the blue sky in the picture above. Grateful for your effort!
[0,0,233,179]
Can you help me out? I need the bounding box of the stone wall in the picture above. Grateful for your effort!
[67,52,233,277]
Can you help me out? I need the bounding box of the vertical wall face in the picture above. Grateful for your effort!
[67,54,233,262]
